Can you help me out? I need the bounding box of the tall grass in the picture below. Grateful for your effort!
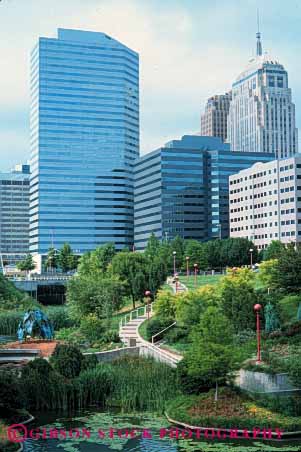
[20,356,179,413]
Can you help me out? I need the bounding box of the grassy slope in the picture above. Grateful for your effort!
[179,274,222,290]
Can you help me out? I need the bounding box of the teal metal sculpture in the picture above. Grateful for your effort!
[264,302,281,334]
[17,309,54,341]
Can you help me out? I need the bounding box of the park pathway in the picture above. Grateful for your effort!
[119,302,182,367]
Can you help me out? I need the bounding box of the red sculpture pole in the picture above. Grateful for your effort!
[254,304,262,363]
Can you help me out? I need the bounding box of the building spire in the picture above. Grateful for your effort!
[256,9,263,56]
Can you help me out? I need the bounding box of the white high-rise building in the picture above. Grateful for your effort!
[228,31,298,158]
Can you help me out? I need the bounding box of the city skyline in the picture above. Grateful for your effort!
[0,0,301,169]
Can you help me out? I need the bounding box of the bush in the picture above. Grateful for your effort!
[80,315,105,342]
[177,360,212,394]
[81,354,98,371]
[54,327,87,347]
[0,371,23,418]
[45,306,77,330]
[278,295,301,325]
[101,330,120,343]
[145,318,173,342]
[50,344,84,379]
[165,326,188,344]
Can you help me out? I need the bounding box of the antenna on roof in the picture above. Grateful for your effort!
[256,9,263,56]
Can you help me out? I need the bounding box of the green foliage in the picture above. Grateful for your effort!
[0,371,23,417]
[166,389,301,431]
[183,307,236,393]
[45,246,58,270]
[80,315,105,342]
[204,238,257,269]
[271,244,301,292]
[57,243,77,272]
[263,240,286,261]
[111,251,158,308]
[153,290,176,320]
[287,355,301,388]
[67,273,125,321]
[175,285,219,328]
[78,243,116,276]
[50,344,84,379]
[278,294,301,325]
[258,259,279,289]
[145,317,174,341]
[218,268,258,332]
[184,239,208,271]
[81,354,98,371]
[170,235,185,271]
[21,358,73,411]
[16,254,36,272]
[298,303,301,321]
[0,273,26,305]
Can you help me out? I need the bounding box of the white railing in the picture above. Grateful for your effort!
[119,303,153,332]
[152,321,177,344]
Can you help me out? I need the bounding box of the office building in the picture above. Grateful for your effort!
[200,92,231,142]
[227,31,298,158]
[0,164,30,267]
[229,155,301,249]
[29,29,139,268]
[134,135,273,250]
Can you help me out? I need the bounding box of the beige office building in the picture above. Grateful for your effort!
[229,155,301,249]
[201,93,231,142]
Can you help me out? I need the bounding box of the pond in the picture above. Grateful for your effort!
[21,411,301,452]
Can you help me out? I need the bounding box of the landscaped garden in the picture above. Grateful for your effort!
[2,237,301,450]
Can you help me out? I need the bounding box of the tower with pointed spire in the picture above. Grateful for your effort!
[227,26,298,158]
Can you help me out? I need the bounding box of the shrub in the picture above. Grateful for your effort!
[80,315,105,342]
[165,326,188,344]
[278,294,301,325]
[54,327,87,347]
[101,330,120,343]
[81,354,98,371]
[177,360,212,394]
[45,306,77,330]
[145,318,173,342]
[0,371,23,418]
[50,344,84,379]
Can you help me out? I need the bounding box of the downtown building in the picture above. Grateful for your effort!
[227,32,298,158]
[229,155,301,250]
[29,29,139,270]
[134,135,273,250]
[200,92,231,142]
[0,164,30,269]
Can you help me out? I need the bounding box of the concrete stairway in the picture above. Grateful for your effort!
[119,315,148,347]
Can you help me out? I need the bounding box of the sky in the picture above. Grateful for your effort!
[0,0,300,170]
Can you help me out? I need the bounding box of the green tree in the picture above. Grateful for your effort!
[258,259,279,289]
[111,251,149,309]
[175,285,219,328]
[218,268,258,332]
[297,303,301,322]
[154,290,177,321]
[16,254,36,274]
[78,243,116,276]
[67,273,125,322]
[184,306,235,399]
[45,247,58,271]
[145,233,161,259]
[272,244,301,292]
[263,240,286,261]
[58,243,77,272]
[184,240,208,271]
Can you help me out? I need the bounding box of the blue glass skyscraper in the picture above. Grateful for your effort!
[134,135,274,250]
[29,29,139,265]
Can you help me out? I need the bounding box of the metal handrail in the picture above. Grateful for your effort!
[152,321,177,344]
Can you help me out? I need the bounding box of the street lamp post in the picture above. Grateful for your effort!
[174,273,179,294]
[254,303,262,364]
[194,263,198,289]
[186,256,190,277]
[249,248,254,269]
[145,290,151,320]
[173,251,177,276]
